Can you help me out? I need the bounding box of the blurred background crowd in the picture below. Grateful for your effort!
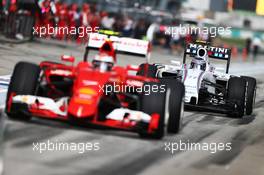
[0,0,263,58]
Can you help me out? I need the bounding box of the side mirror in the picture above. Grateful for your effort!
[61,55,75,63]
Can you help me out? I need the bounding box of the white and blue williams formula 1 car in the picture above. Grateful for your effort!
[137,41,257,118]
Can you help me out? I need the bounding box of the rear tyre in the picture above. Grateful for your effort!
[227,77,246,118]
[161,79,185,134]
[136,64,157,78]
[139,82,166,139]
[242,76,256,115]
[5,62,40,120]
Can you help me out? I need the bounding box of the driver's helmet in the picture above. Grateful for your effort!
[190,57,207,71]
[189,47,208,71]
[92,53,114,72]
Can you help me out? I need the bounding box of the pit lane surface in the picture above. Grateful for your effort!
[1,40,264,175]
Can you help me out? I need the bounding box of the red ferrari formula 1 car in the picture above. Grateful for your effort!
[5,33,185,139]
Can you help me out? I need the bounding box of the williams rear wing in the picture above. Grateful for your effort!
[183,42,232,73]
[84,33,151,62]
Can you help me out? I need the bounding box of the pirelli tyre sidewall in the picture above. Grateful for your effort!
[160,79,185,134]
[136,63,157,78]
[241,76,257,115]
[227,77,247,118]
[6,61,40,120]
[139,82,166,139]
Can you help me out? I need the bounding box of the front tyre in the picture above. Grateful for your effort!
[5,62,40,120]
[161,79,185,134]
[139,82,166,139]
[227,77,247,118]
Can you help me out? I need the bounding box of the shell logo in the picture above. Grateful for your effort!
[79,88,97,95]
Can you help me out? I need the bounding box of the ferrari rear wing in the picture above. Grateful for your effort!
[183,42,232,73]
[84,33,151,62]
